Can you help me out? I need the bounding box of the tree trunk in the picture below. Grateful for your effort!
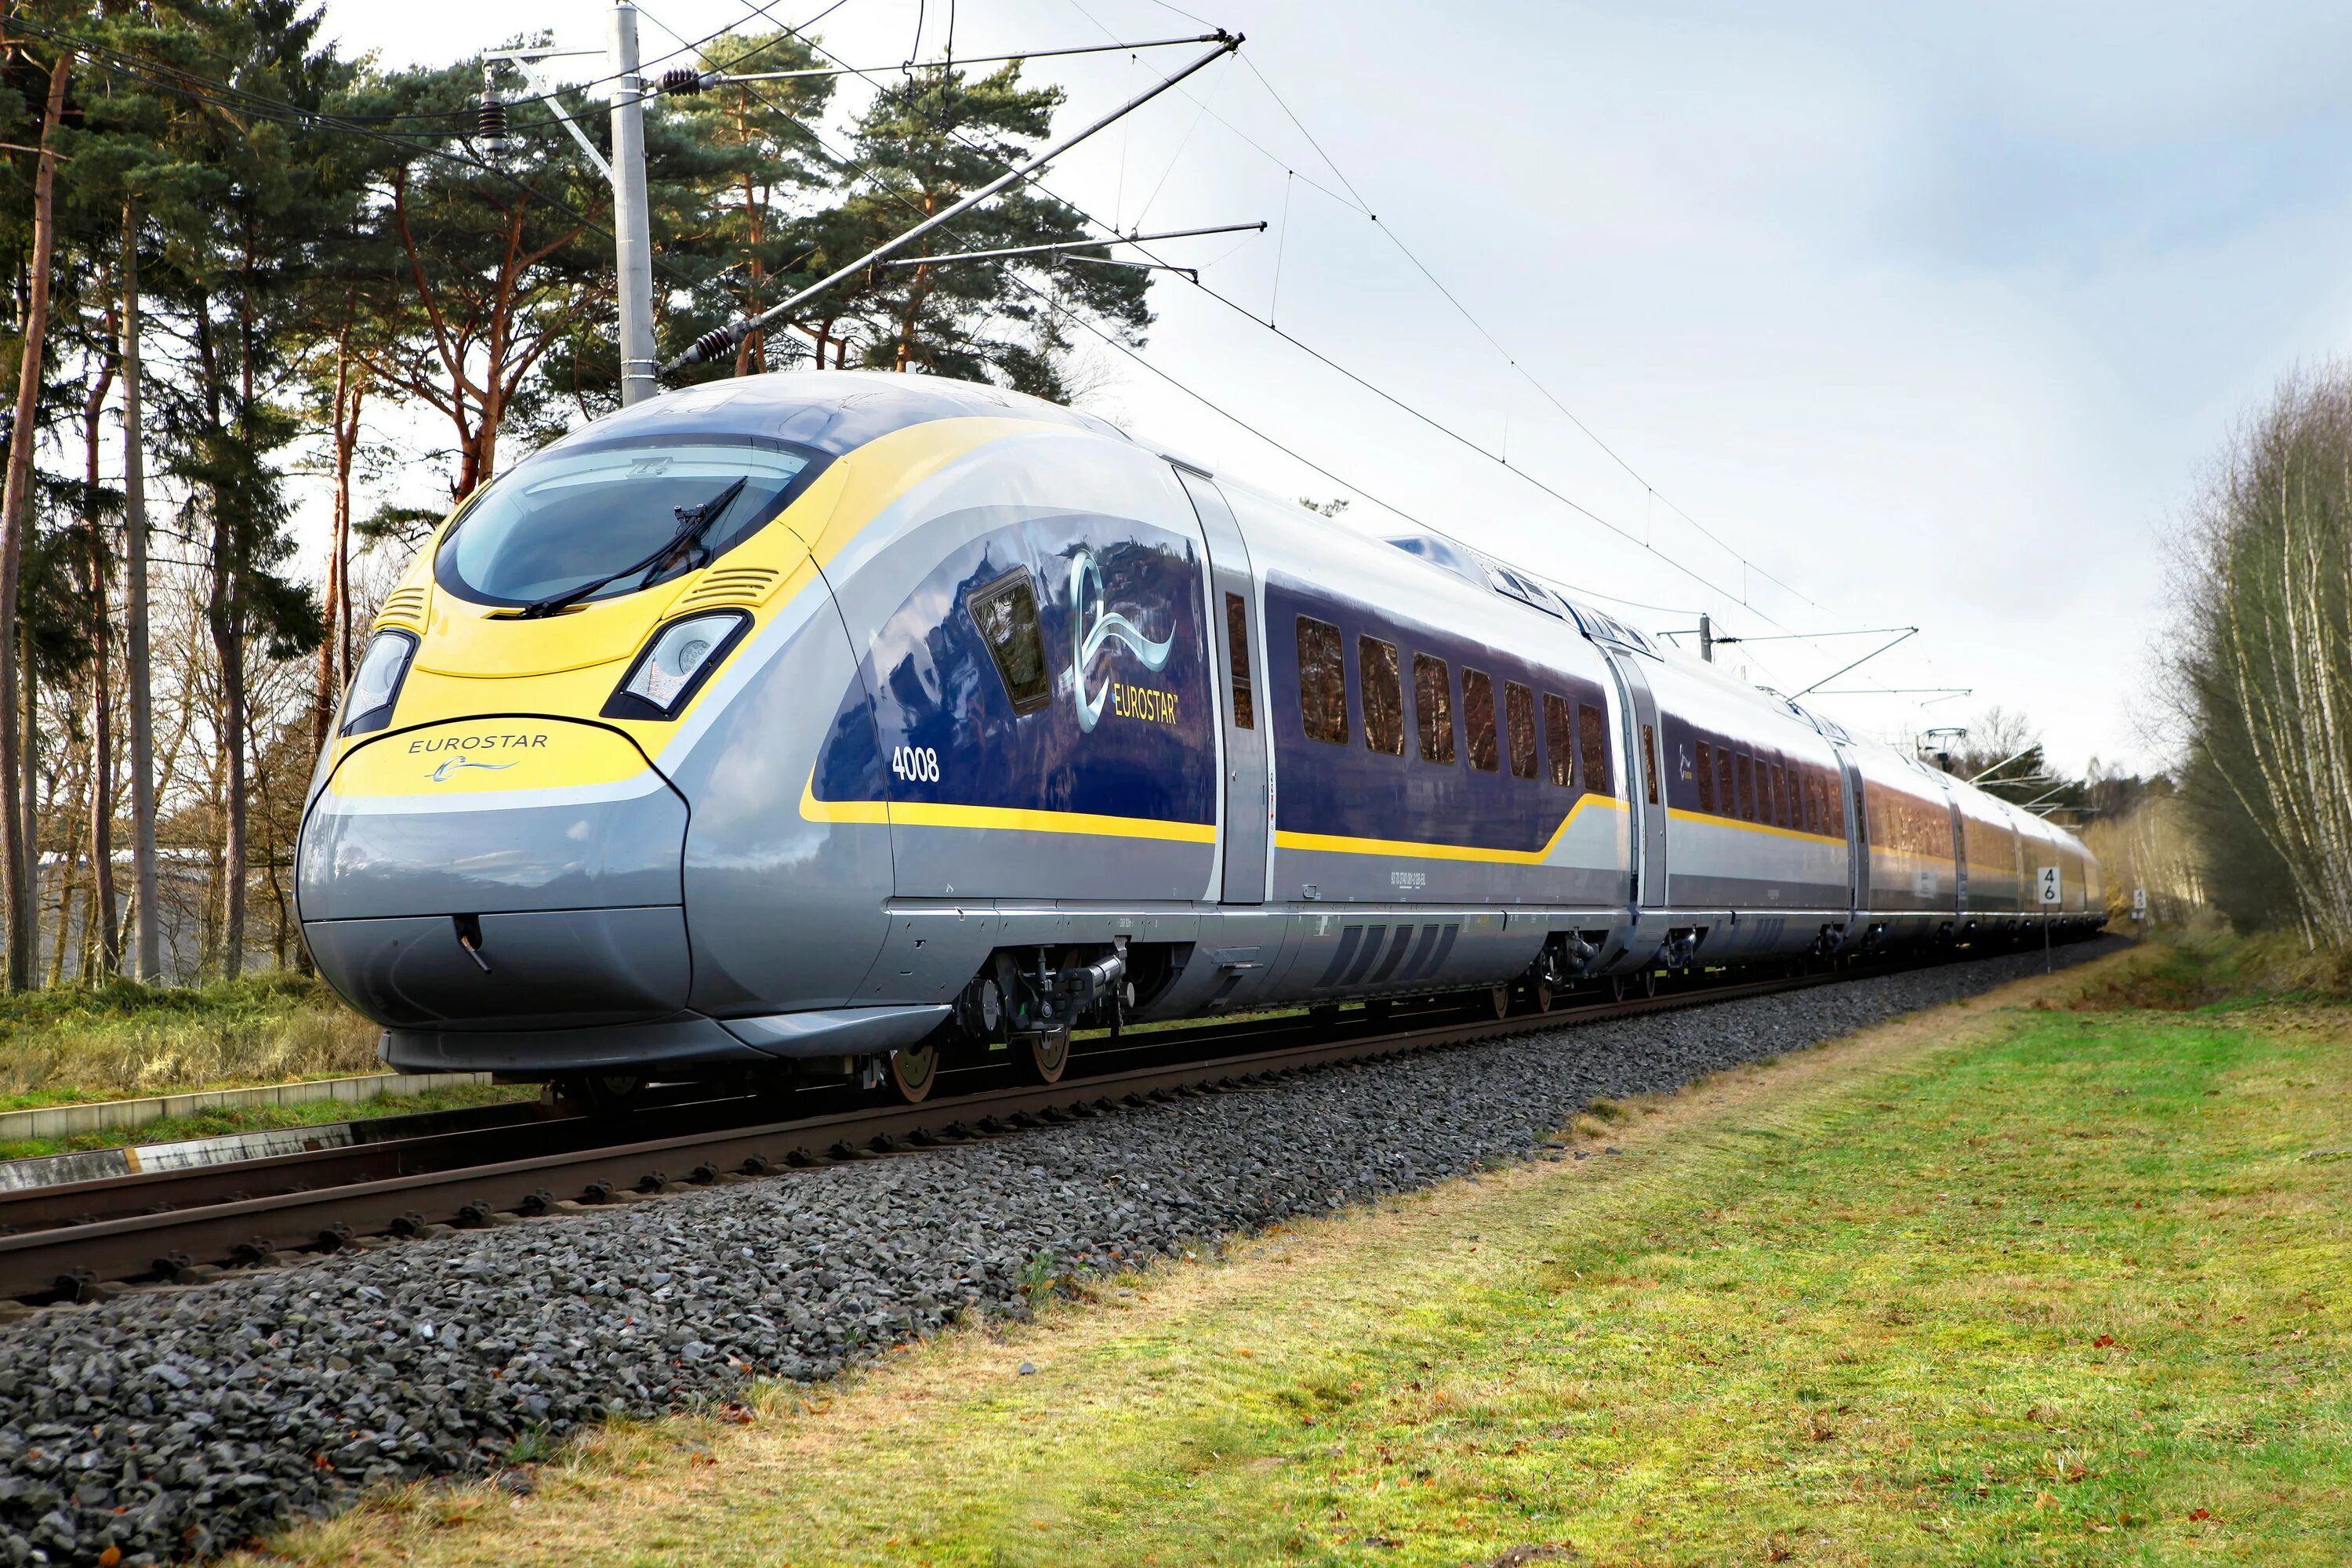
[122,201,161,985]
[313,332,356,756]
[85,314,120,978]
[45,765,81,989]
[17,631,35,983]
[0,49,69,992]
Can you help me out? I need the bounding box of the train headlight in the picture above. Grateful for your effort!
[339,630,417,737]
[604,611,750,720]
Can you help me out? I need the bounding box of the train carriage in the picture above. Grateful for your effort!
[295,372,2103,1102]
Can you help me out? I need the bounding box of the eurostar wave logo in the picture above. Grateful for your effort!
[428,757,518,783]
[1069,546,1173,733]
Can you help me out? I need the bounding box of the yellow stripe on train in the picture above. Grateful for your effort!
[797,774,1215,844]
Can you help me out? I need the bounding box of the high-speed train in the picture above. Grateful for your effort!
[296,372,2103,1102]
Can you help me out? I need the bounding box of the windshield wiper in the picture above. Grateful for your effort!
[512,477,750,619]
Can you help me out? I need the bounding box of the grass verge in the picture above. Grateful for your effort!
[0,973,380,1108]
[256,948,2351,1566]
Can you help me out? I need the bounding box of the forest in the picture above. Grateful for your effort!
[0,2,1153,989]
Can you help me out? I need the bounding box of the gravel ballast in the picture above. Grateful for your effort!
[0,941,2121,1564]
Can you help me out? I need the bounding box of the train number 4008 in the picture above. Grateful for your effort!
[890,746,942,783]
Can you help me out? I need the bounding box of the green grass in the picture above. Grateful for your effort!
[259,950,2352,1567]
[0,971,381,1106]
[0,1080,535,1163]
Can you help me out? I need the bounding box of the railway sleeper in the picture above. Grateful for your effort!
[0,952,2080,1308]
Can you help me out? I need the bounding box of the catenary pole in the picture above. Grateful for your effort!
[666,31,1243,372]
[609,2,658,405]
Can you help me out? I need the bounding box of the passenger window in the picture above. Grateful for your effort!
[1504,681,1537,779]
[1695,739,1716,813]
[1715,748,1735,819]
[1464,668,1499,773]
[1641,724,1660,804]
[967,566,1052,715]
[1296,616,1348,745]
[1736,753,1756,822]
[1770,762,1788,827]
[1224,592,1254,730]
[1577,702,1609,794]
[1543,694,1573,787]
[1359,635,1404,756]
[1828,771,1843,832]
[1414,653,1455,764]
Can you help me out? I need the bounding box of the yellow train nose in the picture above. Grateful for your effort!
[296,717,689,1032]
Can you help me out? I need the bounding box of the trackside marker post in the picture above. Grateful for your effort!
[2038,864,2060,972]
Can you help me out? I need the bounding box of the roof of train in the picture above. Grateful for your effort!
[572,372,2090,858]
[569,368,1130,458]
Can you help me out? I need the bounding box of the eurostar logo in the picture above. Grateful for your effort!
[428,757,517,783]
[1069,546,1173,733]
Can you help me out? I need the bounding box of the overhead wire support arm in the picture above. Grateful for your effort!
[664,31,1244,373]
[491,50,613,180]
[1065,256,1201,280]
[875,222,1261,281]
[876,222,1265,269]
[660,32,1232,93]
[1707,625,1918,648]
[1789,627,1920,699]
[1809,686,1971,697]
[1965,743,2043,785]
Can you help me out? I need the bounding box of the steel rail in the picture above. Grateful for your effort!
[0,1005,1352,1238]
[0,971,1831,1305]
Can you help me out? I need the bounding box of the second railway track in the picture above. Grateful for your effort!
[0,968,1831,1308]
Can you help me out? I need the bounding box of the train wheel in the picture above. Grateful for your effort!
[1532,980,1555,1013]
[1641,968,1659,999]
[1016,1025,1072,1086]
[1486,985,1512,1020]
[887,1040,939,1103]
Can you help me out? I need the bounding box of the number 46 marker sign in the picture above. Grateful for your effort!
[2037,864,2060,973]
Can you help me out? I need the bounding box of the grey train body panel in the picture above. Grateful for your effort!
[293,372,2103,1080]
[661,565,898,1017]
[306,906,691,1032]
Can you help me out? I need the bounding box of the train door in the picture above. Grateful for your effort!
[1171,466,1268,904]
[1835,743,1867,933]
[1601,652,1668,911]
[1947,797,1969,917]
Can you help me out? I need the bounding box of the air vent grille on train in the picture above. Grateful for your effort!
[376,586,427,630]
[676,567,780,611]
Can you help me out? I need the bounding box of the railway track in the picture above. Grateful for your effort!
[0,968,1835,1308]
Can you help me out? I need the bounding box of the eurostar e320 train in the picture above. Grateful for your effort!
[296,372,2104,1102]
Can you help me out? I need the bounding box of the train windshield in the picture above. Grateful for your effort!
[434,437,822,610]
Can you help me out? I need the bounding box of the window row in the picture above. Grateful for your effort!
[1297,616,1610,794]
[1865,784,1954,859]
[1692,737,1845,838]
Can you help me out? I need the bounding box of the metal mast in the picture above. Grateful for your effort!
[609,2,658,405]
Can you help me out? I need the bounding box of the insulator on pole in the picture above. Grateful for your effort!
[660,67,710,96]
[477,64,510,153]
[682,325,736,365]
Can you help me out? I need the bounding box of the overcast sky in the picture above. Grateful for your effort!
[315,0,2352,774]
